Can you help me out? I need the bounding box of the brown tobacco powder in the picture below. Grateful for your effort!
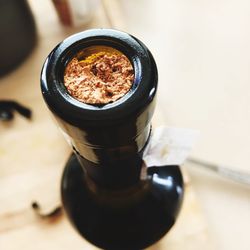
[64,51,134,104]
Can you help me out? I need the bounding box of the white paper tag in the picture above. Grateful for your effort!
[143,126,200,167]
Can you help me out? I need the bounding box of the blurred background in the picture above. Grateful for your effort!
[0,0,250,250]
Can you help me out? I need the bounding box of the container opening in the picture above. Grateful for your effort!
[63,45,134,105]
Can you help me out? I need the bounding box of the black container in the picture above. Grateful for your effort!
[41,29,184,250]
[0,0,36,76]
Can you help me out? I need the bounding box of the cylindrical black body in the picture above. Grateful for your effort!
[41,29,184,250]
[41,29,158,189]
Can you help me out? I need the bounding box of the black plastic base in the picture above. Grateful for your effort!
[61,154,184,250]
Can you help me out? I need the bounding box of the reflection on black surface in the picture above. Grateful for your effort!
[62,154,184,250]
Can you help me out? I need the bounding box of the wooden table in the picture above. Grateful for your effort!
[119,1,250,250]
[0,1,217,249]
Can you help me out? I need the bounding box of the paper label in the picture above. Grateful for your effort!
[143,126,200,167]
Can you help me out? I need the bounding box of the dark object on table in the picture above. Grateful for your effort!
[0,100,32,121]
[41,29,184,249]
[31,201,62,219]
[0,0,36,76]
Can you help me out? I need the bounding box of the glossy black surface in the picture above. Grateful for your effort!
[41,29,157,127]
[41,29,184,250]
[62,154,184,250]
[41,29,158,188]
[41,29,157,166]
